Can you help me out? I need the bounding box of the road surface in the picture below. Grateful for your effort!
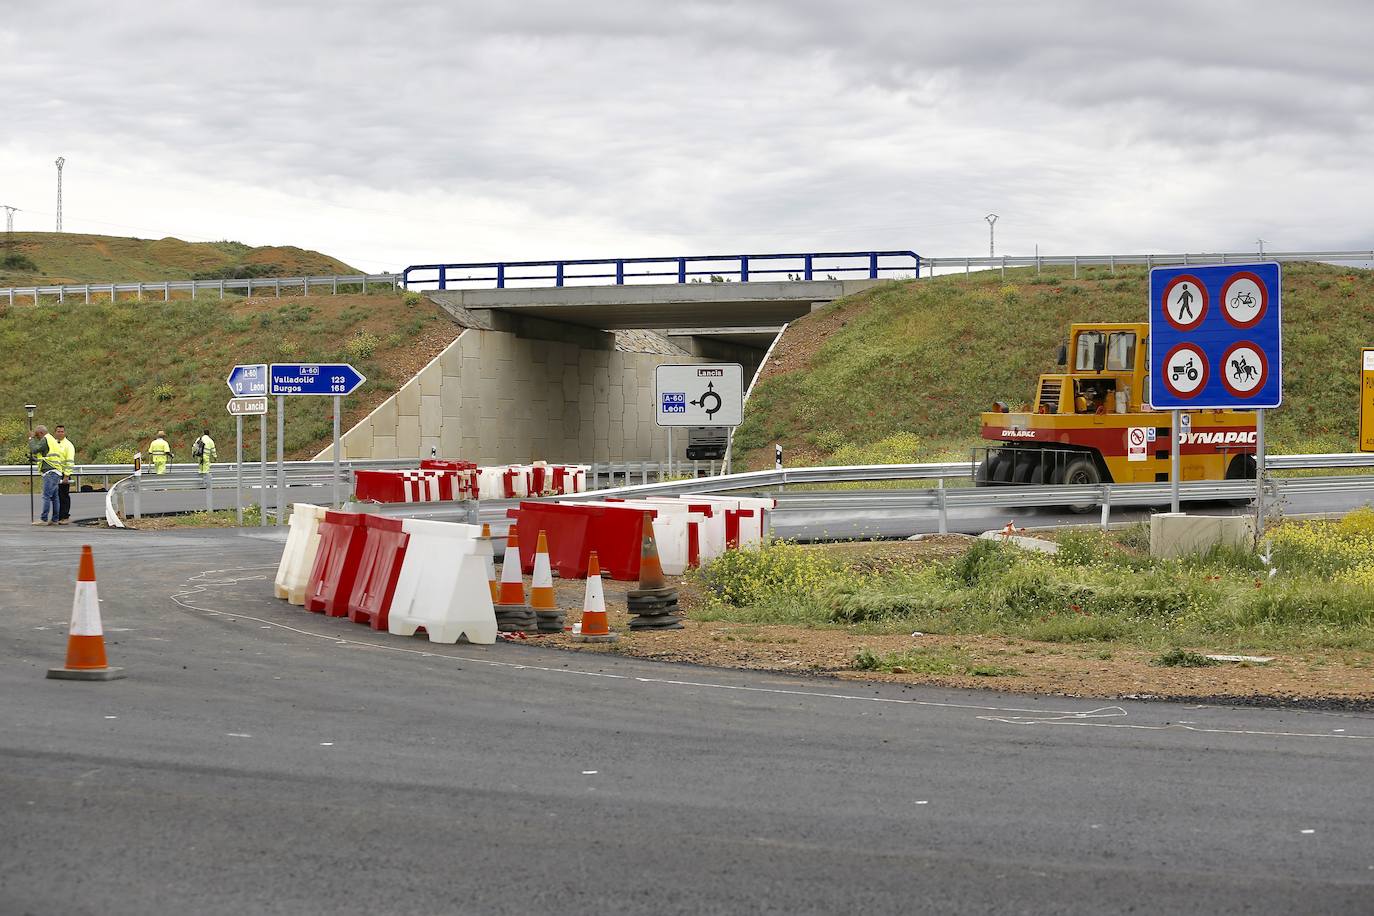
[2,524,1372,914]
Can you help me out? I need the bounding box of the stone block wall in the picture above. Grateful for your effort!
[322,328,711,463]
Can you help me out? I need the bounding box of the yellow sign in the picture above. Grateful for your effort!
[1361,349,1374,452]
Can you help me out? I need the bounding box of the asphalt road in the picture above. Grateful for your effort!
[2,524,1373,915]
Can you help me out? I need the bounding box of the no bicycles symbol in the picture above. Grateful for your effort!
[1127,426,1149,462]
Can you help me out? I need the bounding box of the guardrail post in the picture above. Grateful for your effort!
[84,285,91,304]
[58,286,64,304]
[191,281,197,301]
[640,461,648,485]
[219,280,225,299]
[133,474,141,521]
[274,279,280,297]
[163,282,170,302]
[1072,257,1078,279]
[937,478,948,534]
[1109,254,1115,275]
[332,276,338,294]
[804,254,813,281]
[302,277,309,297]
[678,258,686,283]
[739,257,749,282]
[869,252,878,279]
[556,262,565,287]
[246,278,252,297]
[915,255,922,278]
[438,265,447,290]
[1100,486,1111,530]
[496,264,505,289]
[615,260,624,284]
[136,281,144,301]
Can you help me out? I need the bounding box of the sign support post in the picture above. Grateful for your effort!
[332,395,341,507]
[666,428,673,478]
[235,415,243,526]
[1256,409,1266,537]
[1170,410,1180,513]
[260,413,268,527]
[276,395,285,525]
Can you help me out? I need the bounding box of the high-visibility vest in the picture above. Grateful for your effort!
[197,435,217,469]
[148,438,171,458]
[35,434,63,474]
[51,437,75,476]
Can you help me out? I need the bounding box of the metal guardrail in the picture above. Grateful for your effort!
[90,457,686,528]
[921,249,1374,279]
[401,250,922,290]
[0,273,402,306]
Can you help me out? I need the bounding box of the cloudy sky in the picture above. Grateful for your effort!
[2,0,1371,273]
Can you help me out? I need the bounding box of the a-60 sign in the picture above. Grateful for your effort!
[269,363,366,396]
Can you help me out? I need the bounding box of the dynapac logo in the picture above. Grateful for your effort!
[1000,429,1037,439]
[1182,431,1258,445]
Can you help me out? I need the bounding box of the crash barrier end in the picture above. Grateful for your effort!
[48,545,126,681]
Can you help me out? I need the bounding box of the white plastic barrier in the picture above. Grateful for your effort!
[677,495,775,549]
[627,499,711,573]
[388,518,497,644]
[659,498,727,562]
[274,503,328,605]
[476,467,508,500]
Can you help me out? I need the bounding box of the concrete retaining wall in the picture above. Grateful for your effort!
[321,328,711,464]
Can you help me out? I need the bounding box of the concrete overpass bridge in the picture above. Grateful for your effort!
[328,251,918,464]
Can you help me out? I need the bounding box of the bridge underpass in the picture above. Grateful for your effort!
[329,252,915,465]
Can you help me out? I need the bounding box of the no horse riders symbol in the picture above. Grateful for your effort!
[1221,342,1267,397]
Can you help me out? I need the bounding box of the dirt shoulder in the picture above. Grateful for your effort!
[539,549,1374,710]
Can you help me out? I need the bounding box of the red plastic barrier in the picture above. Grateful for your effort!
[724,509,756,550]
[346,515,410,630]
[507,501,658,580]
[304,511,368,616]
[354,469,407,503]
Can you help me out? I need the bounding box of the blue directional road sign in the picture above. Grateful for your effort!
[226,363,268,397]
[269,363,366,397]
[1148,262,1281,410]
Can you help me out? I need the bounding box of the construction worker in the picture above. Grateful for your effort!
[52,425,76,524]
[148,429,173,475]
[192,427,217,487]
[29,424,75,525]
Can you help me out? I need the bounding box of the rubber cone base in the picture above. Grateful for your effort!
[47,666,126,681]
[571,632,619,643]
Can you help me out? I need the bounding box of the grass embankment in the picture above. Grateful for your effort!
[0,232,357,288]
[0,291,456,470]
[734,262,1374,469]
[691,510,1374,665]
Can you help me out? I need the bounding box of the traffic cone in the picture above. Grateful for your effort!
[495,527,535,633]
[636,514,668,591]
[48,546,126,681]
[482,524,498,602]
[628,515,683,630]
[530,530,565,633]
[571,551,617,643]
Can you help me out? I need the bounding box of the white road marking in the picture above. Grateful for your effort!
[227,733,252,738]
[170,565,1374,746]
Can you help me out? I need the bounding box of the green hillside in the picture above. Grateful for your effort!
[0,232,358,286]
[733,262,1374,469]
[0,290,456,470]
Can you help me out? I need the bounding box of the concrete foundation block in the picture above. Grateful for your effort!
[1149,513,1255,559]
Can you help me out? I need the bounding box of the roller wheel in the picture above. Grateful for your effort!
[1058,457,1101,513]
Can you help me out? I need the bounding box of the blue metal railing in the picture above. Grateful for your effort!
[401,250,921,290]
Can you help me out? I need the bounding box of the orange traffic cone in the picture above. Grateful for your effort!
[530,530,566,633]
[48,546,126,681]
[637,514,668,591]
[530,531,556,611]
[498,528,526,607]
[482,523,498,602]
[571,551,617,643]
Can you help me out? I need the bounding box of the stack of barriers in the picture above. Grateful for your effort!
[271,504,499,644]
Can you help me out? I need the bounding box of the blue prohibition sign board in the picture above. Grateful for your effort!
[269,363,366,396]
[1148,261,1282,410]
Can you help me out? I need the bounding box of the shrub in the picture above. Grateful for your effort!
[152,383,175,402]
[277,339,299,358]
[402,291,423,306]
[693,541,839,608]
[1,253,38,272]
[831,431,922,466]
[344,331,380,362]
[1151,648,1218,667]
